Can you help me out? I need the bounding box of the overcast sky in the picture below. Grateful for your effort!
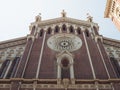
[0,0,120,41]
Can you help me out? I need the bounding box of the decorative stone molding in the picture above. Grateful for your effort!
[29,21,94,37]
[27,35,35,41]
[56,50,74,65]
[0,46,25,61]
[0,37,26,49]
[95,35,103,43]
[103,37,120,48]
[56,51,75,83]
[0,83,113,89]
[103,37,120,61]
[47,34,82,52]
[0,78,119,88]
[105,47,120,58]
[0,84,11,88]
[29,15,98,30]
[18,83,112,89]
[62,79,69,89]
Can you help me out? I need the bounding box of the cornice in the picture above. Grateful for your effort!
[103,37,120,47]
[0,78,119,89]
[0,36,27,49]
[30,17,98,28]
[0,78,120,83]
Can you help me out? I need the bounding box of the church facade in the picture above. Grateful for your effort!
[105,0,120,31]
[0,11,120,90]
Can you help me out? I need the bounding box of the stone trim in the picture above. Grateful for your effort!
[0,37,27,49]
[36,31,47,78]
[0,78,120,89]
[0,83,112,89]
[0,84,11,88]
[103,37,120,48]
[20,84,112,89]
[97,43,110,78]
[83,31,96,79]
[21,38,35,78]
[56,51,75,81]
[30,17,98,28]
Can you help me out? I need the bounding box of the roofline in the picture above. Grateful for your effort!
[103,37,120,42]
[30,16,98,30]
[0,36,27,45]
[103,37,120,48]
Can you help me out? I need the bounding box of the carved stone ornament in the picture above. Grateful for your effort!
[47,34,82,52]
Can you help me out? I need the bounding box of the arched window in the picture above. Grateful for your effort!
[40,29,43,37]
[57,53,74,81]
[61,58,70,69]
[69,26,74,33]
[55,26,60,33]
[110,56,120,77]
[77,27,81,34]
[61,58,70,79]
[62,24,67,31]
[85,29,89,37]
[47,27,52,34]
[0,60,10,78]
[6,57,20,78]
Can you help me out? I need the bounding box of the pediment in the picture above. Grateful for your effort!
[56,50,74,58]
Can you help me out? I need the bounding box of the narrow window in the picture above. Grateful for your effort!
[62,24,67,31]
[69,26,74,33]
[40,29,43,37]
[110,57,120,77]
[55,26,59,33]
[77,27,81,34]
[6,57,20,78]
[85,30,89,37]
[61,58,70,79]
[0,60,10,78]
[47,27,52,34]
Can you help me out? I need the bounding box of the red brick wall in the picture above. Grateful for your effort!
[113,83,120,90]
[73,34,93,79]
[15,39,33,78]
[98,40,117,78]
[23,37,43,78]
[38,34,57,79]
[86,35,108,79]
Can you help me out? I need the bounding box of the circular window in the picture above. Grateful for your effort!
[47,34,82,52]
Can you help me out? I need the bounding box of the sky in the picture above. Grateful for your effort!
[0,0,120,41]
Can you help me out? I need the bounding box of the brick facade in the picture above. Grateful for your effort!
[0,13,120,90]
